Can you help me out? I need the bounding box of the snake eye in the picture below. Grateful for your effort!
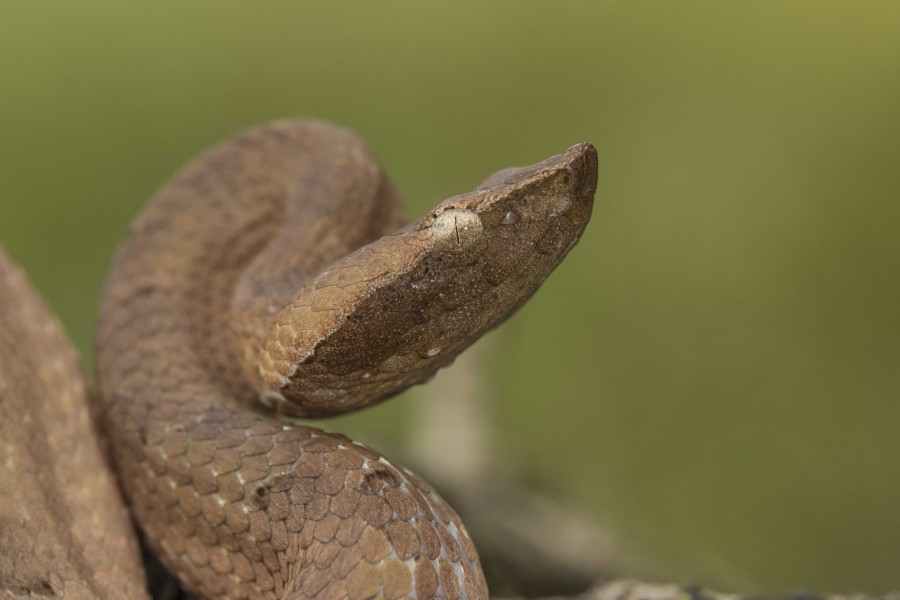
[501,209,520,225]
[431,209,483,252]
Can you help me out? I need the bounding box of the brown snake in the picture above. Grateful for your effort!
[0,119,597,599]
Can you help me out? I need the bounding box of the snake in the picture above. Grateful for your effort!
[0,119,597,599]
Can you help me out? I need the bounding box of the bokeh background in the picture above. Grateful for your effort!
[2,1,900,594]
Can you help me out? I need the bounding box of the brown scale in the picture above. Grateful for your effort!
[0,250,149,600]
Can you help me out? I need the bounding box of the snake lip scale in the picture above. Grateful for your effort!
[1,119,597,600]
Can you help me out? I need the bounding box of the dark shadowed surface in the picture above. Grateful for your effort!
[1,1,899,594]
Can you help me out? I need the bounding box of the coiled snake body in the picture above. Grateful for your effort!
[0,120,597,599]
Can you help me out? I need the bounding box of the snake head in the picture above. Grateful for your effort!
[258,143,598,417]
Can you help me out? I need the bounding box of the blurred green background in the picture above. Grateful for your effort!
[2,1,900,594]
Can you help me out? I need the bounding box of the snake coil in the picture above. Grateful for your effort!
[2,119,597,600]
